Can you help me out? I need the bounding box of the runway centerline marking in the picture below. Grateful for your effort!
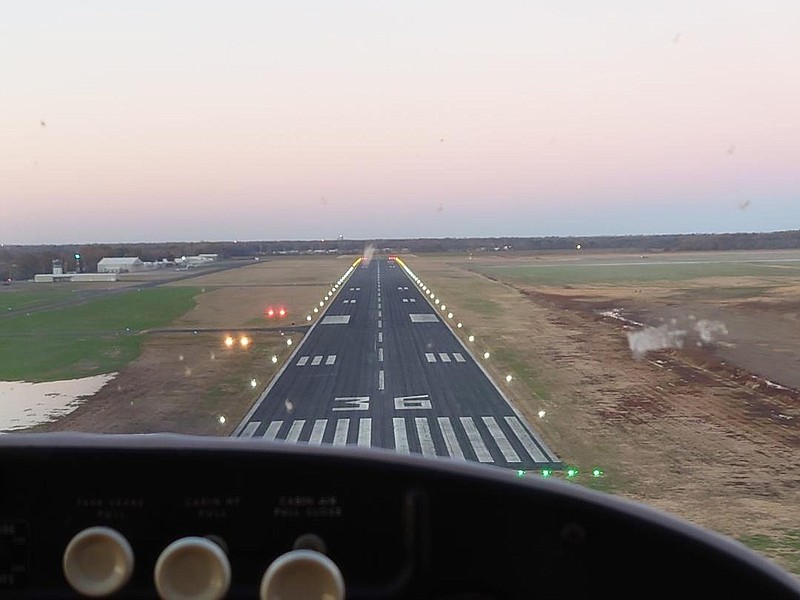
[378,332,383,343]
[378,370,385,390]
[378,348,384,362]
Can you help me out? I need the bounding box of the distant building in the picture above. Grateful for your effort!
[197,253,220,261]
[97,257,144,273]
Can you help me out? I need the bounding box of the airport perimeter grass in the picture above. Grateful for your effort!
[0,288,78,312]
[474,261,800,286]
[0,287,198,382]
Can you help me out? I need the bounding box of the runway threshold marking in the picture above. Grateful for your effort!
[241,421,259,437]
[357,418,372,447]
[416,417,436,457]
[505,416,548,462]
[309,419,327,444]
[286,420,305,442]
[393,417,409,453]
[482,416,521,462]
[460,417,493,463]
[263,421,282,441]
[333,419,350,446]
[437,417,465,459]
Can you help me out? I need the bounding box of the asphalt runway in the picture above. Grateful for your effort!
[234,257,558,469]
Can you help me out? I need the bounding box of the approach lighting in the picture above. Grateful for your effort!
[267,307,275,318]
[224,336,235,348]
[239,336,250,348]
[566,467,578,479]
[592,468,604,478]
[516,470,525,478]
[541,469,553,478]
[278,307,286,317]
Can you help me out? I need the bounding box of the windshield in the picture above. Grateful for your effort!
[2,0,799,578]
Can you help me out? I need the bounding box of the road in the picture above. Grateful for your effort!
[234,257,558,470]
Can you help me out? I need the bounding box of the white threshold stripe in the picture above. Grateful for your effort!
[311,355,323,366]
[358,418,372,447]
[437,417,464,459]
[378,348,383,362]
[482,416,521,462]
[425,353,436,363]
[505,416,548,462]
[415,417,436,457]
[459,417,493,462]
[285,420,306,442]
[263,421,283,441]
[378,370,385,390]
[325,355,336,365]
[333,419,350,446]
[241,421,260,437]
[297,356,309,366]
[439,353,451,362]
[309,419,327,444]
[393,417,409,453]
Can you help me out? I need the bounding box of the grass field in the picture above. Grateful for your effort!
[0,287,198,381]
[474,261,800,286]
[0,288,81,312]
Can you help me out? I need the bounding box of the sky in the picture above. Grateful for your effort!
[1,1,799,244]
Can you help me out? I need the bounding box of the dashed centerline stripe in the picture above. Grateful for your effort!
[296,356,309,366]
[439,353,451,362]
[453,352,466,362]
[325,355,336,365]
[378,332,383,343]
[425,353,436,363]
[378,348,384,362]
[378,370,385,390]
[311,355,323,366]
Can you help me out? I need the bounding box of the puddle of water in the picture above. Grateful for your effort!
[0,374,117,432]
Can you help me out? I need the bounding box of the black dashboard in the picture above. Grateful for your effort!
[1,434,798,599]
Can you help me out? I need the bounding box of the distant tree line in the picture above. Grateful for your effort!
[2,230,800,281]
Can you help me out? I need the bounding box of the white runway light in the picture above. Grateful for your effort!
[250,379,257,388]
[306,315,312,321]
[505,375,513,383]
[538,410,546,419]
[483,352,490,359]
[447,312,453,319]
[457,323,462,328]
[468,335,475,342]
[271,355,278,363]
[218,415,226,424]
[286,339,293,346]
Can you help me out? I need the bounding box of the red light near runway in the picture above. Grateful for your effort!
[278,307,287,318]
[266,307,275,318]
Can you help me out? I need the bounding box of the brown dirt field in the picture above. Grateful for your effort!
[168,256,359,328]
[407,253,800,575]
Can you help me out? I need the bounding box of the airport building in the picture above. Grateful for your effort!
[97,257,145,273]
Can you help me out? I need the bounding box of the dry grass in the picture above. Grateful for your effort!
[407,252,800,576]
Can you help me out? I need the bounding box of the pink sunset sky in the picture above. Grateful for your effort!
[2,1,799,243]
